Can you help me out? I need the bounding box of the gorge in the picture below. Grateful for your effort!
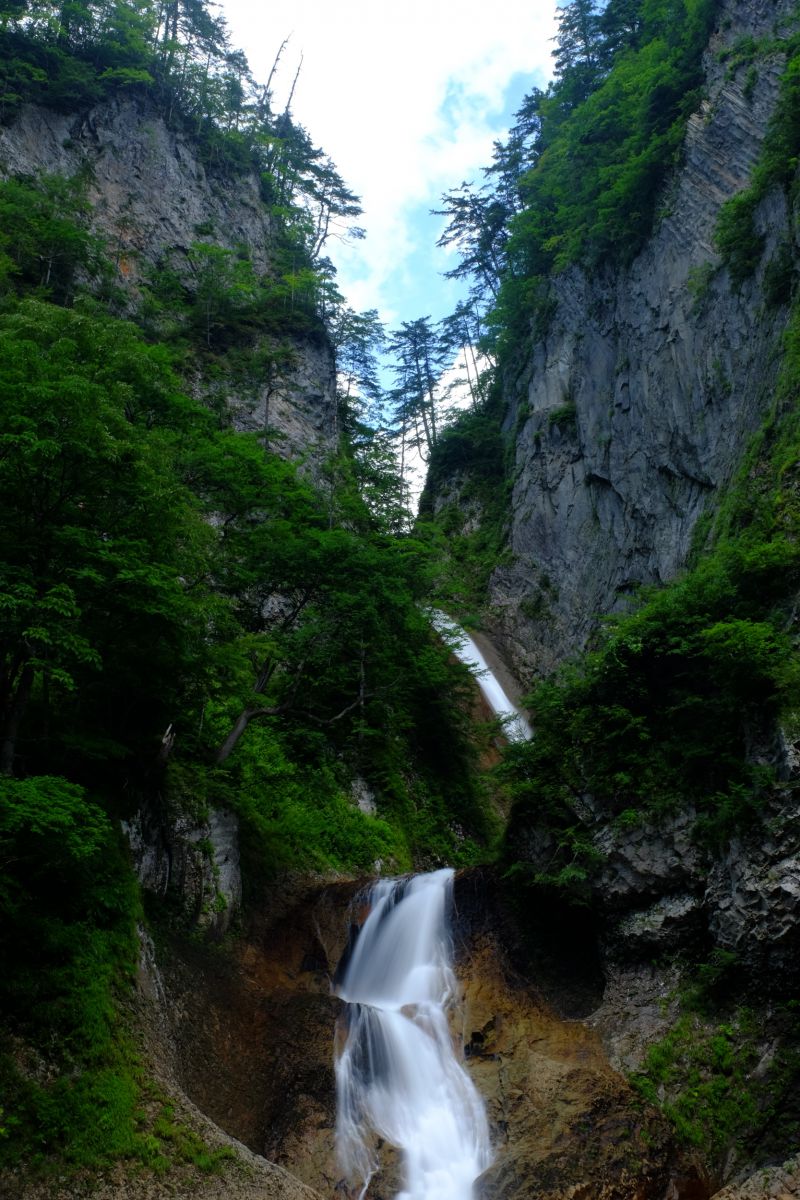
[1,0,800,1197]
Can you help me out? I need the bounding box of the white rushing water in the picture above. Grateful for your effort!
[334,868,492,1200]
[430,611,532,742]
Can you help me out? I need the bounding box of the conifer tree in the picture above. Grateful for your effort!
[551,0,602,108]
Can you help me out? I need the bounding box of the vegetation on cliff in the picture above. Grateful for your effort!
[420,0,800,885]
[3,0,800,1185]
[435,0,719,355]
[419,0,800,1180]
[497,37,800,889]
[494,301,800,1176]
[715,19,800,286]
[419,0,723,607]
[0,5,499,1177]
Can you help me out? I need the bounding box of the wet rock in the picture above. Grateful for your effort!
[710,1153,800,1200]
[142,866,710,1200]
[155,876,361,1196]
[351,775,377,815]
[508,775,800,986]
[454,872,701,1200]
[207,808,242,933]
[594,810,705,910]
[612,893,705,956]
[586,963,684,1076]
[123,804,242,937]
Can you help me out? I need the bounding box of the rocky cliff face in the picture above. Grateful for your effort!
[123,803,242,938]
[507,782,800,987]
[0,94,337,467]
[478,0,798,681]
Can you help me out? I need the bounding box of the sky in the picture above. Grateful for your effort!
[220,0,557,331]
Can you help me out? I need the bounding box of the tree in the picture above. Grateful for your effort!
[0,172,108,303]
[387,317,448,464]
[330,306,386,418]
[434,182,510,308]
[185,240,259,349]
[551,0,603,108]
[0,299,210,774]
[261,114,364,263]
[597,0,644,64]
[486,86,546,206]
[439,301,493,408]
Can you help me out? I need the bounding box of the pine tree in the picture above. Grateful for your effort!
[551,0,603,109]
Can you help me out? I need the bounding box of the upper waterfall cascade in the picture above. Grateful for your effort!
[334,868,492,1200]
[431,612,532,742]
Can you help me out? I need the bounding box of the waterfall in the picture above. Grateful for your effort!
[430,611,532,742]
[334,868,492,1200]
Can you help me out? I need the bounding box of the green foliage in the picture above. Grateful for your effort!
[0,9,502,1181]
[631,1011,761,1160]
[0,172,110,303]
[717,33,761,72]
[763,241,797,307]
[526,5,713,268]
[502,294,800,902]
[502,539,800,874]
[143,238,328,354]
[0,0,362,304]
[630,997,800,1176]
[546,401,578,431]
[715,190,764,286]
[0,284,500,1168]
[436,0,717,353]
[0,279,497,858]
[202,726,409,878]
[0,297,214,774]
[0,775,143,1168]
[145,1104,234,1173]
[386,316,451,462]
[503,830,604,904]
[418,391,510,617]
[683,948,741,1011]
[479,0,718,354]
[194,517,500,871]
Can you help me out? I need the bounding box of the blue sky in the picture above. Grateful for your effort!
[220,1,556,331]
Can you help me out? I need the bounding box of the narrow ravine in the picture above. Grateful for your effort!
[334,869,492,1200]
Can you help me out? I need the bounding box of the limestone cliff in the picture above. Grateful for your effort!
[0,93,337,467]
[462,0,800,681]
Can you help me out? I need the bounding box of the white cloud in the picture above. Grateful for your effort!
[220,0,556,325]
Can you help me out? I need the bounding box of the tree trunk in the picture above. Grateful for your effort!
[215,709,252,763]
[214,704,280,764]
[1,662,34,776]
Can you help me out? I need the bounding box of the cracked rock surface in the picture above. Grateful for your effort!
[475,0,800,683]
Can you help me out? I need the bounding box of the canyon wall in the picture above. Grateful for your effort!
[0,93,337,467]
[471,0,799,681]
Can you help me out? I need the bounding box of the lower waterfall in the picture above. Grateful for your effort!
[334,868,492,1200]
